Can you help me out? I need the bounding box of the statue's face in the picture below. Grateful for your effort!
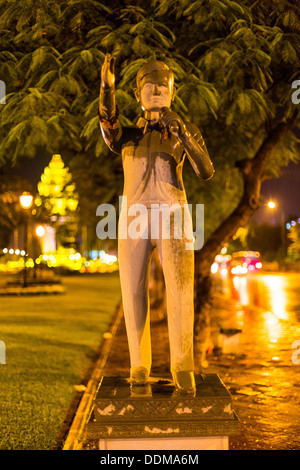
[137,71,174,112]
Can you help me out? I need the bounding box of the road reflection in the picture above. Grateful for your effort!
[212,271,300,449]
[219,272,299,320]
[217,271,300,346]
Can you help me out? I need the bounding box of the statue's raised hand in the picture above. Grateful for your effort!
[101,53,115,89]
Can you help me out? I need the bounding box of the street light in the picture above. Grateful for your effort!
[20,192,33,209]
[19,192,33,287]
[267,201,276,209]
[267,200,286,260]
[36,225,45,237]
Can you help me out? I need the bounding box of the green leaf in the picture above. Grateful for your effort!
[80,116,99,138]
[80,50,94,64]
[28,87,43,99]
[183,2,200,16]
[36,70,58,89]
[5,121,28,147]
[227,0,246,15]
[269,32,283,48]
[281,40,298,63]
[248,48,271,66]
[86,25,112,38]
[236,92,252,114]
[254,64,268,91]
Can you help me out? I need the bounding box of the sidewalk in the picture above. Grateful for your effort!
[72,288,300,450]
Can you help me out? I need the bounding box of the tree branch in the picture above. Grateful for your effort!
[195,108,299,274]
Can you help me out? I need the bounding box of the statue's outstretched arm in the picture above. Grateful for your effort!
[98,54,122,152]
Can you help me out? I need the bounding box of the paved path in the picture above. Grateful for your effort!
[66,279,300,450]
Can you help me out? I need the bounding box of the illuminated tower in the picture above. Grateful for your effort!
[35,154,79,251]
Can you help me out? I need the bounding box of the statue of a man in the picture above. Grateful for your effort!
[98,54,214,392]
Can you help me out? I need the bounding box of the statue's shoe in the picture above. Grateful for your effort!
[130,366,149,385]
[172,370,196,393]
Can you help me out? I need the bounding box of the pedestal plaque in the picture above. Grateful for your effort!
[86,374,240,450]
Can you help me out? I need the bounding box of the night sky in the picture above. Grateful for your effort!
[253,161,300,225]
[11,150,73,187]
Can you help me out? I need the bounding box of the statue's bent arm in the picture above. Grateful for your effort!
[180,123,215,180]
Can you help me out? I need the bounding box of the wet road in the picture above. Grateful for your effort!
[209,272,300,450]
[220,272,300,323]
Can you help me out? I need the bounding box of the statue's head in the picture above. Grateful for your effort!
[135,60,175,112]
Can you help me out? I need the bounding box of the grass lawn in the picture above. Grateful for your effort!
[0,273,121,450]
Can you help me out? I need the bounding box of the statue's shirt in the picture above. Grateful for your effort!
[100,116,203,208]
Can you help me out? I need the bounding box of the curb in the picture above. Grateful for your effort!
[62,303,123,450]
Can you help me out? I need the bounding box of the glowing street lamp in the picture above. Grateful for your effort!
[19,192,33,287]
[20,192,33,209]
[267,200,286,259]
[267,201,276,209]
[36,225,45,237]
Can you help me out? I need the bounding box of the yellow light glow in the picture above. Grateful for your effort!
[20,192,33,209]
[36,225,45,237]
[261,275,288,321]
[232,275,249,305]
[67,199,78,211]
[268,201,276,209]
[211,262,219,274]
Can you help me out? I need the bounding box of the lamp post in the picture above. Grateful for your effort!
[267,200,286,260]
[19,192,33,287]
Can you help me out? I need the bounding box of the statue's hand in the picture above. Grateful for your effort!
[160,107,186,137]
[101,53,115,88]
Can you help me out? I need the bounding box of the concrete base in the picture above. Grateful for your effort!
[86,374,240,450]
[99,436,228,450]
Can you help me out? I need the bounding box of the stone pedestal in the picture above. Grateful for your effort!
[86,374,240,450]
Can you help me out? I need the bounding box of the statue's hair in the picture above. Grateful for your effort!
[136,60,174,88]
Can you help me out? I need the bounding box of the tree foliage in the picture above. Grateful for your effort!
[0,0,298,231]
[0,172,35,247]
[288,224,300,261]
[0,0,299,263]
[1,0,299,356]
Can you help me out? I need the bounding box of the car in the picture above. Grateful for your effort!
[229,251,262,275]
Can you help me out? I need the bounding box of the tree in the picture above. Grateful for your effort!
[288,224,300,261]
[0,0,299,365]
[170,0,299,364]
[0,172,35,248]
